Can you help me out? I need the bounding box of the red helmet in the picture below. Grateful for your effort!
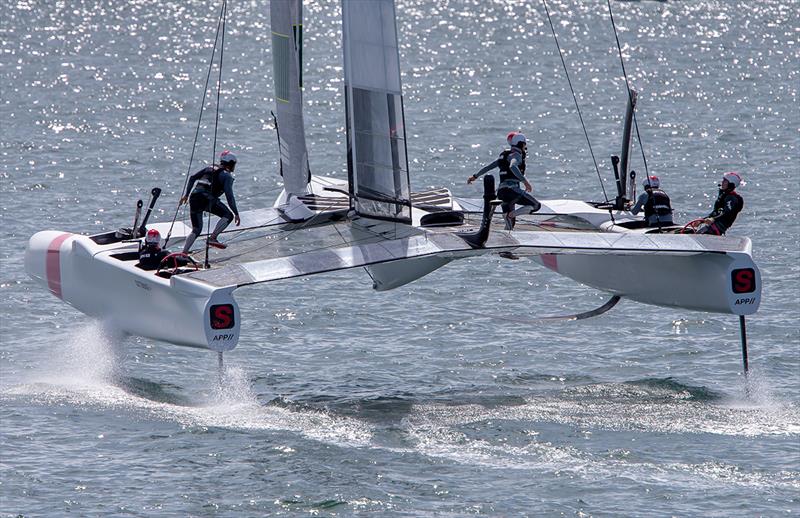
[506,132,518,145]
[145,228,161,246]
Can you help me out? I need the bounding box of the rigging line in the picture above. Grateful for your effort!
[606,0,650,177]
[200,200,349,262]
[212,0,227,163]
[206,0,227,269]
[332,220,375,280]
[211,224,383,265]
[540,0,609,204]
[236,185,285,201]
[164,1,227,247]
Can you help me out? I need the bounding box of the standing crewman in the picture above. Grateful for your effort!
[180,150,241,252]
[696,172,744,235]
[468,132,541,230]
[627,175,673,227]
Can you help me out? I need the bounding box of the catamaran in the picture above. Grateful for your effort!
[25,0,761,375]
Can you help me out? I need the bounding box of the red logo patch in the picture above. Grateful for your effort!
[731,268,756,294]
[210,304,235,330]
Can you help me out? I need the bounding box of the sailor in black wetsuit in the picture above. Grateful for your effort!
[180,150,241,252]
[468,132,541,230]
[138,229,169,270]
[627,175,673,227]
[697,172,744,235]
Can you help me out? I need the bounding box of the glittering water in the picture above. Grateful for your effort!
[2,1,799,515]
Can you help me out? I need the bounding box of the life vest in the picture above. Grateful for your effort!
[194,166,226,198]
[644,189,672,219]
[497,149,526,184]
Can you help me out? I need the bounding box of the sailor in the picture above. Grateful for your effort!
[627,175,673,227]
[138,229,169,270]
[180,150,241,252]
[468,132,541,229]
[696,172,744,235]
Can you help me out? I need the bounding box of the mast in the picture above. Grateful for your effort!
[341,0,412,223]
[271,0,311,197]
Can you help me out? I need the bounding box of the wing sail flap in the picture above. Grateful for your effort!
[342,0,412,222]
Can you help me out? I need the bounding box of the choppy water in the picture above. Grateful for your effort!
[1,0,798,515]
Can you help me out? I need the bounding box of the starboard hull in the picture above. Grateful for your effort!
[531,249,760,315]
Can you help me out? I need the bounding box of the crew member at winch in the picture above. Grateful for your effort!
[468,132,541,230]
[627,175,673,227]
[180,150,241,252]
[695,172,744,235]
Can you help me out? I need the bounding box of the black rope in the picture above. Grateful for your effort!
[164,0,227,248]
[607,0,650,177]
[212,0,227,164]
[205,0,227,268]
[541,0,609,204]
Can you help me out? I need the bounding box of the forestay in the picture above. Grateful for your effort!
[271,0,310,196]
[342,0,412,223]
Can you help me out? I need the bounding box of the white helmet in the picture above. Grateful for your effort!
[509,133,527,148]
[642,175,660,189]
[722,171,742,188]
[219,150,237,165]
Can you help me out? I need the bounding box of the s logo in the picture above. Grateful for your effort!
[731,268,755,294]
[210,304,235,330]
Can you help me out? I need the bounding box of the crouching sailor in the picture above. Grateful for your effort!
[696,171,744,235]
[180,150,241,252]
[627,175,673,227]
[138,229,169,270]
[468,132,540,230]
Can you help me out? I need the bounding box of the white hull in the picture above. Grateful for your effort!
[25,193,761,351]
[25,228,240,351]
[531,251,760,315]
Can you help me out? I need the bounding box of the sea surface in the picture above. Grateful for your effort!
[1,0,798,516]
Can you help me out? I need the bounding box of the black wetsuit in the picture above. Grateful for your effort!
[138,246,169,270]
[182,165,239,252]
[474,148,541,216]
[700,189,743,235]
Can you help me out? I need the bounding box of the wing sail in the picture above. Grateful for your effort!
[342,0,412,223]
[271,0,310,196]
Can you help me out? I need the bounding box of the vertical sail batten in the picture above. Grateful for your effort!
[271,0,310,196]
[342,0,412,223]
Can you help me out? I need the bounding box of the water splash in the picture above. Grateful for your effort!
[34,320,125,388]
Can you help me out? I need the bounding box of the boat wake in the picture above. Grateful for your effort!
[400,415,800,492]
[395,379,799,491]
[1,323,374,449]
[405,378,799,438]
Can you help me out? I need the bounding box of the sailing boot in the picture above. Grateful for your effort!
[207,236,227,249]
